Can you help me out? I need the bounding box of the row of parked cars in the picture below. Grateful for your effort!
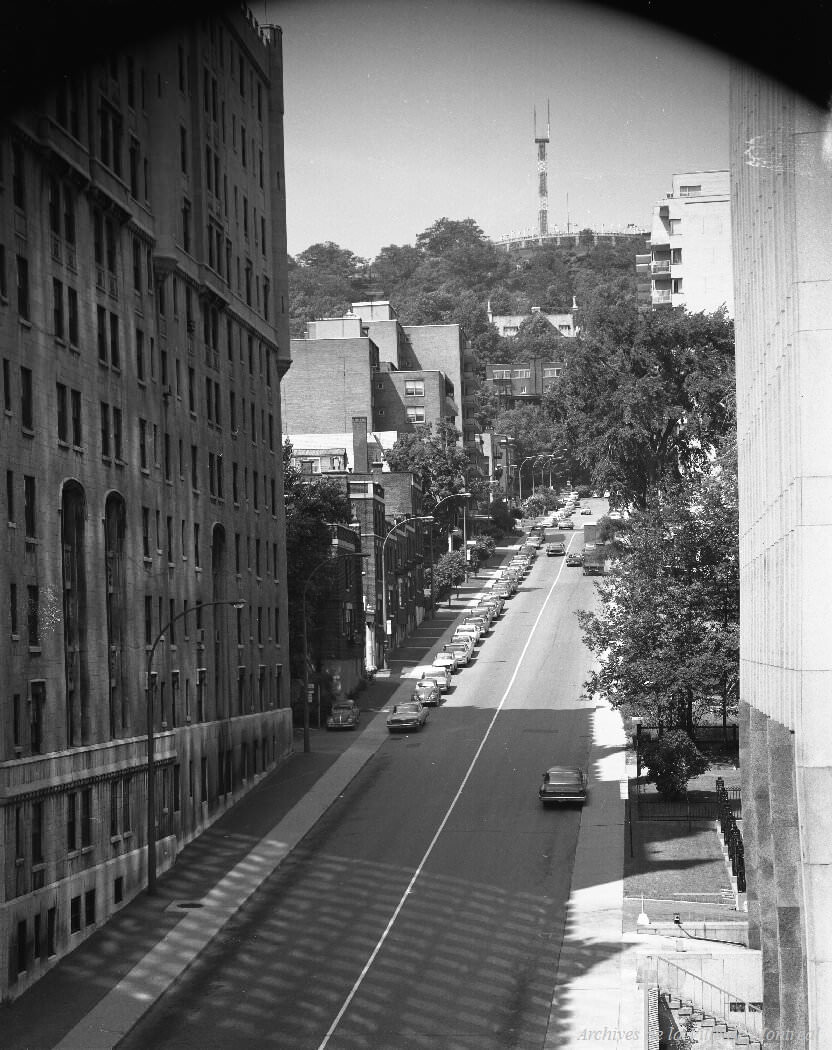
[385,546,539,732]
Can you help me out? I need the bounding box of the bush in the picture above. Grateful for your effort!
[641,730,710,799]
[471,533,496,562]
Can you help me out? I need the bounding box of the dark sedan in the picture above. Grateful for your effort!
[387,701,429,733]
[413,679,441,706]
[539,766,588,805]
[566,551,583,566]
[326,701,361,730]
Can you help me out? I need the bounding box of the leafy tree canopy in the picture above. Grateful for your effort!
[283,440,353,675]
[560,306,735,509]
[578,447,739,733]
[384,421,488,529]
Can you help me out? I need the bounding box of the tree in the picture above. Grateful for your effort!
[559,307,735,509]
[384,420,488,525]
[432,550,467,604]
[642,731,710,798]
[283,441,352,678]
[578,449,739,733]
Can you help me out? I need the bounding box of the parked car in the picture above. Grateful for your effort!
[566,551,584,566]
[462,614,490,632]
[478,596,503,615]
[387,701,429,733]
[539,766,588,805]
[433,650,461,672]
[412,678,441,706]
[557,519,574,530]
[422,670,451,693]
[444,641,473,664]
[453,625,481,645]
[546,541,566,556]
[581,507,592,515]
[326,700,361,730]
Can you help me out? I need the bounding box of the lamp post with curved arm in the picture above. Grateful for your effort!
[146,597,247,895]
[518,456,538,502]
[381,515,433,669]
[301,550,369,755]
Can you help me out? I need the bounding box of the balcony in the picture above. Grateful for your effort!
[652,290,672,305]
[651,260,671,275]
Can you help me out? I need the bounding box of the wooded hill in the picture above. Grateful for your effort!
[288,217,648,370]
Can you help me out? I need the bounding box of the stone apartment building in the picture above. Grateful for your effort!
[0,9,292,998]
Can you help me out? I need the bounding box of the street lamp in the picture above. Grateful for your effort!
[498,437,515,503]
[518,456,538,502]
[426,492,470,606]
[381,515,433,669]
[301,551,368,755]
[146,597,247,896]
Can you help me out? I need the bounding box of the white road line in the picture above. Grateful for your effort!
[317,547,573,1050]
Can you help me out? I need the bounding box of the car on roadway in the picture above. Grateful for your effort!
[557,519,574,530]
[326,700,361,730]
[493,583,514,599]
[546,541,566,556]
[453,624,481,644]
[422,669,451,693]
[433,650,461,672]
[566,551,584,566]
[387,701,429,733]
[412,678,441,706]
[581,507,592,515]
[444,640,473,665]
[479,595,504,614]
[539,766,589,805]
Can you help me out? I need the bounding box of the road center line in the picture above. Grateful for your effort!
[317,543,575,1050]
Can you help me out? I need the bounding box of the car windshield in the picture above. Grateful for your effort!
[332,704,353,713]
[395,703,419,714]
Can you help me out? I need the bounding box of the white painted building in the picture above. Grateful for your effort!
[649,170,734,315]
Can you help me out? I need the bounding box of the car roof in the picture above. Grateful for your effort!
[544,766,585,780]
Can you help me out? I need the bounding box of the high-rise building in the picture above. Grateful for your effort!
[647,171,734,315]
[0,9,292,998]
[732,70,832,1049]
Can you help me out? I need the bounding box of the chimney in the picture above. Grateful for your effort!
[352,417,369,474]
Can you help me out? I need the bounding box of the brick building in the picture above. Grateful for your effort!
[0,9,292,998]
[484,358,565,406]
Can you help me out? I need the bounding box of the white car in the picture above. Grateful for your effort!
[422,670,451,693]
[433,651,460,673]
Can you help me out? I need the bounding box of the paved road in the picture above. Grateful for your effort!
[118,534,600,1050]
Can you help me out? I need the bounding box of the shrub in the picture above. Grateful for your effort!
[641,730,710,799]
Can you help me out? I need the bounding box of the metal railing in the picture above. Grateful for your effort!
[716,777,746,891]
[653,957,763,1042]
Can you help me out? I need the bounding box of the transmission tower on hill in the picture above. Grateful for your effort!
[534,100,550,238]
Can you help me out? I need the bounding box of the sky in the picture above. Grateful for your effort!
[263,0,731,261]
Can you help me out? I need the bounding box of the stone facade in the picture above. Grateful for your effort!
[0,9,292,999]
[731,68,832,1048]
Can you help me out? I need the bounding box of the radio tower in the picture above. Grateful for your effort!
[534,100,550,238]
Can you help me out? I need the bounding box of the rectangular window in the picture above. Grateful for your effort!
[142,506,150,557]
[113,407,123,460]
[53,278,65,339]
[85,888,96,926]
[17,256,29,320]
[404,380,424,397]
[144,594,152,645]
[100,403,110,457]
[194,522,200,567]
[67,287,79,346]
[6,470,13,522]
[71,389,82,447]
[70,896,81,934]
[57,383,68,442]
[27,585,40,644]
[109,313,120,369]
[406,407,426,424]
[136,328,145,381]
[20,367,32,431]
[23,475,36,537]
[32,800,43,863]
[9,582,17,635]
[139,419,148,470]
[67,792,77,851]
[97,306,107,362]
[679,184,701,197]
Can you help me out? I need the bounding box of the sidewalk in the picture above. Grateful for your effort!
[3,549,520,1050]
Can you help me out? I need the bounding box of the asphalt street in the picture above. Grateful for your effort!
[117,520,601,1050]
